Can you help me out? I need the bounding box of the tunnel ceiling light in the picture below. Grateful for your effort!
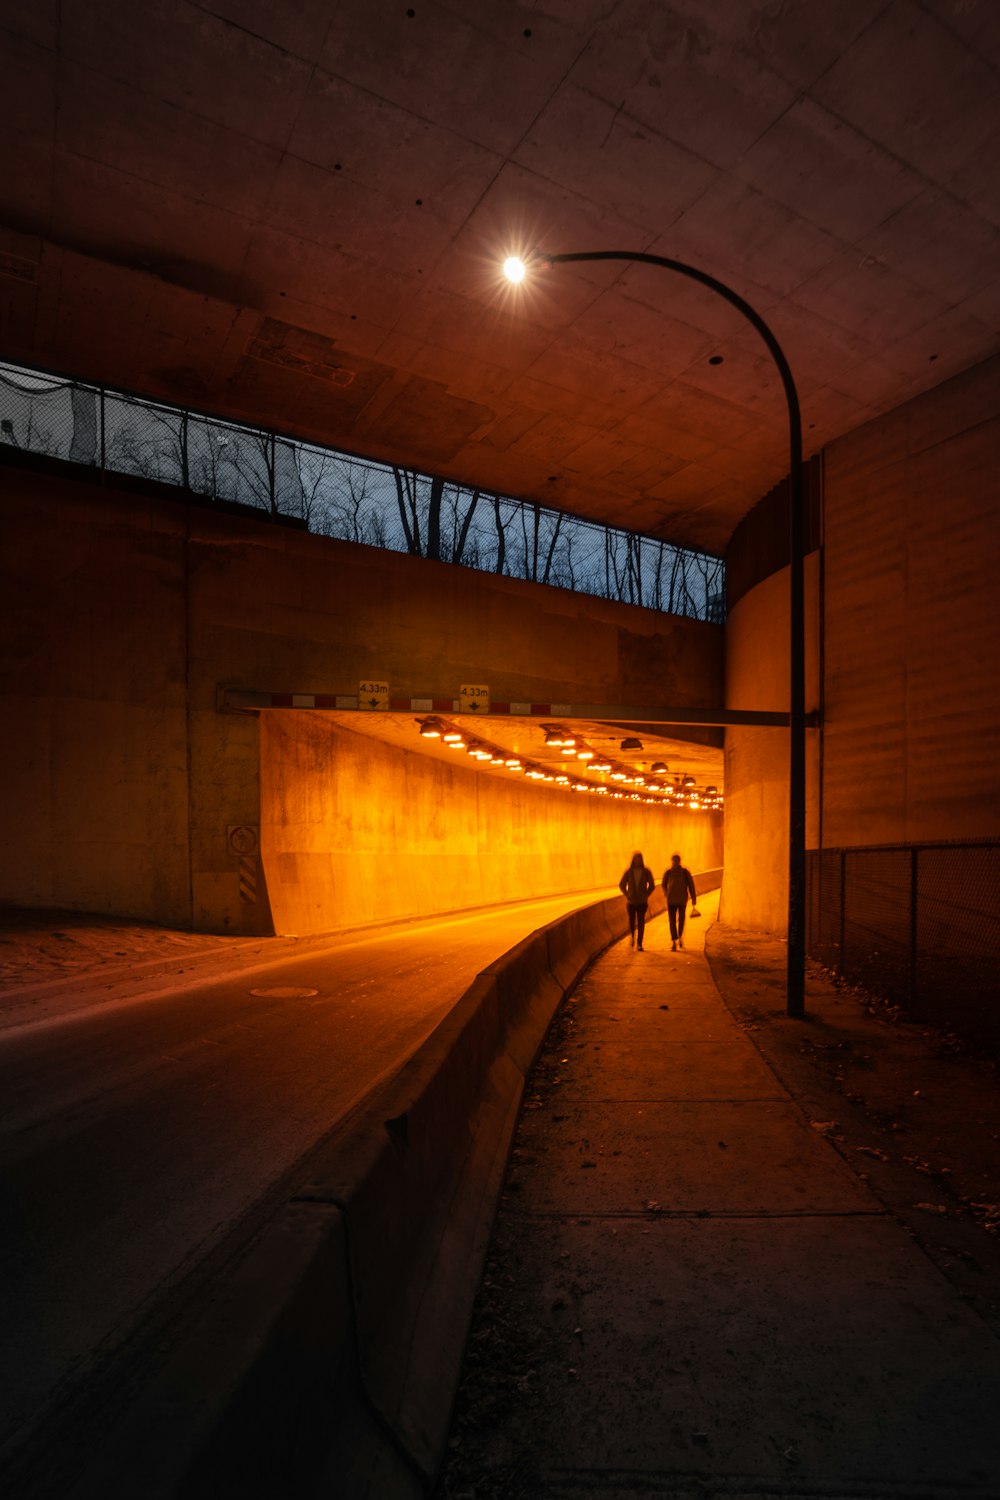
[652,761,669,774]
[442,729,464,743]
[543,728,564,746]
[620,737,643,751]
[591,758,612,772]
[705,785,718,795]
[419,718,442,738]
[682,774,696,786]
[503,255,528,283]
[575,748,593,760]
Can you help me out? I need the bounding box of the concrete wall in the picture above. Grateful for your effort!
[1,466,723,932]
[1,484,195,926]
[822,354,1000,848]
[260,711,721,935]
[721,554,821,932]
[723,353,999,933]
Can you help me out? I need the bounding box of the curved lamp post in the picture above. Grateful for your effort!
[504,249,806,1017]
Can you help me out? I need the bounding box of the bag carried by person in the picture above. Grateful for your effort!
[689,907,701,918]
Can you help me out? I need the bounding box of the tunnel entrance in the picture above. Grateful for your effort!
[255,710,725,937]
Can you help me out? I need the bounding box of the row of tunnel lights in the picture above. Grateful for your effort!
[417,718,723,812]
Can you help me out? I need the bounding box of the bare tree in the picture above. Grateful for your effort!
[540,510,563,585]
[393,466,422,554]
[493,496,510,574]
[447,484,481,565]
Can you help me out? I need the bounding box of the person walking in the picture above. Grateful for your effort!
[662,853,697,951]
[619,851,655,951]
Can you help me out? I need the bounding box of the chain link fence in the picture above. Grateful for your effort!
[1,360,725,623]
[807,842,999,1047]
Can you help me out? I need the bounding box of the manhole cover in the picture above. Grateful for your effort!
[249,986,319,998]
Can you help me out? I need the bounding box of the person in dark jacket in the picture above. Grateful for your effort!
[662,853,697,951]
[619,850,655,950]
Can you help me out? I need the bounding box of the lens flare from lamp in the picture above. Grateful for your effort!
[503,256,527,284]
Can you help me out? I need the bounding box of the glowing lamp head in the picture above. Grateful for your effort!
[503,255,527,284]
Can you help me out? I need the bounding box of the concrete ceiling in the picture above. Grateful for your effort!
[1,0,999,554]
[306,709,726,797]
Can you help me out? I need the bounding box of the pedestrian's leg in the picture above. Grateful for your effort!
[636,905,646,949]
[668,904,678,950]
[677,903,686,948]
[628,904,636,946]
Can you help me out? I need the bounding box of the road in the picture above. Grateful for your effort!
[0,890,611,1465]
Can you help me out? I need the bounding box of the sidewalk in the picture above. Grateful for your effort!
[439,894,1000,1499]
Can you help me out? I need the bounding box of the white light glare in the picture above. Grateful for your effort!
[503,255,527,284]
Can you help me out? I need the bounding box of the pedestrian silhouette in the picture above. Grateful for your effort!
[619,851,655,951]
[662,853,697,951]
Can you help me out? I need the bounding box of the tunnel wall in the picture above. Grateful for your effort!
[723,352,1000,933]
[720,554,821,932]
[821,354,999,849]
[259,712,721,935]
[0,465,723,931]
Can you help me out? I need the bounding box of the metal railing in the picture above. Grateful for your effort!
[0,360,725,623]
[806,842,999,1045]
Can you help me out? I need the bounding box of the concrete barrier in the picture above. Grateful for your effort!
[68,876,720,1497]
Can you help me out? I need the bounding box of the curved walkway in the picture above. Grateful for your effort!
[440,895,1000,1498]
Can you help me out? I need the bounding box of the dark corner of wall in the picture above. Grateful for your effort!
[725,455,823,613]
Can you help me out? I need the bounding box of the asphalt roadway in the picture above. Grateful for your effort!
[0,890,612,1472]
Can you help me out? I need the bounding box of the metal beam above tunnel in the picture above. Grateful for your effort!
[217,687,802,728]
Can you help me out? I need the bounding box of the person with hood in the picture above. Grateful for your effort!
[662,852,697,951]
[619,850,655,950]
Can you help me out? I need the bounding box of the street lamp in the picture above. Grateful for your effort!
[504,249,806,1018]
